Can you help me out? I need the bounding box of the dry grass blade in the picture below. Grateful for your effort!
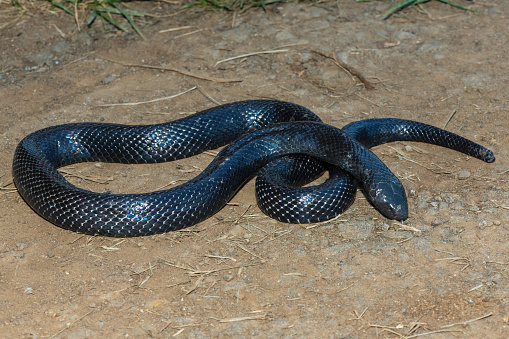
[158,25,193,33]
[197,86,221,105]
[50,309,96,339]
[131,262,157,275]
[0,175,16,194]
[60,169,113,184]
[166,280,191,288]
[184,275,205,295]
[486,260,509,265]
[283,272,305,276]
[435,256,470,271]
[467,284,483,293]
[234,242,265,262]
[101,239,126,251]
[218,312,270,323]
[405,328,464,338]
[310,47,375,90]
[441,312,493,328]
[350,306,369,320]
[96,87,197,107]
[205,254,237,262]
[443,109,457,129]
[215,49,288,66]
[387,146,453,174]
[172,28,203,39]
[159,257,257,277]
[370,323,463,338]
[394,223,421,233]
[102,57,243,83]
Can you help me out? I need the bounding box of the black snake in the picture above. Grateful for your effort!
[12,100,495,237]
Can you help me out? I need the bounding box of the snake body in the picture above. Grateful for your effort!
[12,100,495,237]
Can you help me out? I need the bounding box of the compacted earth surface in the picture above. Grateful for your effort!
[1,1,508,337]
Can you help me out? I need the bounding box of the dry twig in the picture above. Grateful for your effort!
[101,57,242,83]
[310,47,375,90]
[441,312,493,328]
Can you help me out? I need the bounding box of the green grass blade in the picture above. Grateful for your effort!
[181,0,232,10]
[86,11,97,25]
[50,0,75,16]
[97,10,128,32]
[438,0,483,16]
[384,0,483,19]
[384,0,429,19]
[112,3,146,39]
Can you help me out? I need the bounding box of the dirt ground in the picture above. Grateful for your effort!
[1,0,508,337]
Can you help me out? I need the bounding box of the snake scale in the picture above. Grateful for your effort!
[12,100,495,237]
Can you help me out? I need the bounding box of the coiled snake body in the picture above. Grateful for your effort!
[12,100,495,237]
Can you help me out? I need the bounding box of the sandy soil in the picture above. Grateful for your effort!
[1,1,508,337]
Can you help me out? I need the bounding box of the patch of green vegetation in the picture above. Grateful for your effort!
[382,0,482,19]
[10,0,483,38]
[48,0,148,39]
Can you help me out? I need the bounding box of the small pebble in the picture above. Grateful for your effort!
[101,75,116,84]
[223,274,234,282]
[119,97,131,103]
[458,169,471,179]
[380,222,391,231]
[24,287,33,295]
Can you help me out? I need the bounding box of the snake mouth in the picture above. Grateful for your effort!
[376,199,408,221]
[387,203,409,221]
[377,200,409,221]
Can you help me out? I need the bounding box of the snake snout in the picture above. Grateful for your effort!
[480,149,495,163]
[387,201,409,221]
[370,181,408,221]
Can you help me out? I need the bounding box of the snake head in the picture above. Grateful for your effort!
[368,179,408,221]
